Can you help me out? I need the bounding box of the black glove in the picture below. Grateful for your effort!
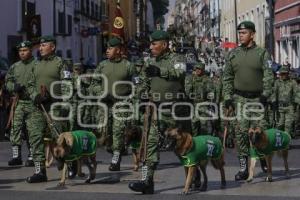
[34,94,50,106]
[224,99,234,109]
[145,65,161,77]
[13,83,25,94]
[270,101,278,111]
[259,95,268,106]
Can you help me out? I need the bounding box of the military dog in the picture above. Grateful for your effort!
[52,130,97,186]
[247,127,290,182]
[124,125,142,171]
[164,128,226,194]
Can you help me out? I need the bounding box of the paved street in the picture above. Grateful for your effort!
[0,140,300,200]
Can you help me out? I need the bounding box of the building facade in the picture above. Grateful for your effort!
[220,0,268,47]
[0,0,105,64]
[274,0,300,68]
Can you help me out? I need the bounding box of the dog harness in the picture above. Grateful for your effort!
[65,130,97,161]
[180,135,223,167]
[250,128,291,158]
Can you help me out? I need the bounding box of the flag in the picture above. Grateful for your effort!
[222,42,238,49]
[111,1,125,41]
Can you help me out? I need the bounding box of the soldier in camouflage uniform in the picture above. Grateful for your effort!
[272,66,298,137]
[90,37,136,171]
[27,36,71,183]
[67,63,87,131]
[185,62,215,135]
[5,41,46,168]
[223,21,274,181]
[129,30,186,194]
[294,75,300,137]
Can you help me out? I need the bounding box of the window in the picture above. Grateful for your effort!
[68,14,72,35]
[86,0,90,15]
[66,49,72,59]
[81,0,85,13]
[75,0,79,10]
[91,1,94,17]
[95,4,99,19]
[58,11,66,34]
[101,0,107,17]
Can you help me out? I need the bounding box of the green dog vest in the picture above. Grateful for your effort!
[180,135,223,167]
[65,130,97,161]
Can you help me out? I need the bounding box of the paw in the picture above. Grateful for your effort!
[265,176,273,182]
[181,189,189,195]
[57,181,65,187]
[246,177,253,183]
[133,165,139,171]
[200,185,207,192]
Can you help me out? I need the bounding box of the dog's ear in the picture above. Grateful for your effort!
[180,133,193,155]
[248,127,255,135]
[57,134,66,146]
[61,132,74,147]
[254,127,263,134]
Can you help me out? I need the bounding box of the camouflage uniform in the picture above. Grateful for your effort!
[90,37,136,171]
[272,66,297,136]
[129,30,186,194]
[185,62,215,135]
[5,42,46,168]
[223,21,274,181]
[27,36,70,183]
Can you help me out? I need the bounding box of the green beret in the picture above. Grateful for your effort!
[40,35,56,44]
[194,62,205,70]
[17,41,32,49]
[150,30,169,42]
[237,21,256,32]
[107,37,122,47]
[134,58,144,66]
[73,63,83,69]
[279,65,289,73]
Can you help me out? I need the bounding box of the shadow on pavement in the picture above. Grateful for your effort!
[0,166,22,171]
[157,162,181,171]
[0,185,13,190]
[0,178,25,184]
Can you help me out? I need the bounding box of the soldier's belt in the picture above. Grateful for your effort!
[278,102,289,107]
[234,89,261,99]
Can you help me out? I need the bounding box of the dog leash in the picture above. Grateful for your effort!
[40,103,60,138]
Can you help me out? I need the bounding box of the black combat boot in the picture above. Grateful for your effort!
[109,151,121,171]
[25,148,34,167]
[26,161,47,183]
[235,156,249,181]
[8,145,23,166]
[128,165,154,194]
[259,158,268,173]
[68,160,78,179]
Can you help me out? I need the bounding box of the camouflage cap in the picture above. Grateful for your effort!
[194,62,205,70]
[17,41,32,49]
[134,58,144,66]
[279,65,289,73]
[40,35,56,44]
[237,21,256,32]
[107,37,122,47]
[150,30,169,42]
